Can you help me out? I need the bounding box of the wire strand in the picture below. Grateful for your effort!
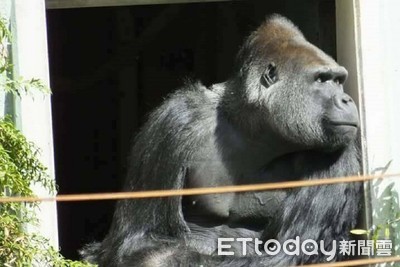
[0,172,397,203]
[302,256,400,267]
[1,173,399,266]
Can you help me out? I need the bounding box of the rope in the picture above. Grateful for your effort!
[0,173,397,203]
[303,256,400,266]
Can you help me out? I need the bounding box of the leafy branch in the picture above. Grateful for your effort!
[0,16,95,267]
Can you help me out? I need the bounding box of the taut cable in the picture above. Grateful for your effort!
[0,173,397,203]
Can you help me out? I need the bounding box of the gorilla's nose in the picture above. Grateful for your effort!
[333,94,354,109]
[329,93,359,127]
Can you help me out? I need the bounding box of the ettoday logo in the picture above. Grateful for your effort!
[218,237,336,261]
[218,237,393,260]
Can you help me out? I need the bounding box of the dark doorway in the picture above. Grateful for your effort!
[46,0,336,260]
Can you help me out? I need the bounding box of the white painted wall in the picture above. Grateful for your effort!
[337,0,400,262]
[357,0,400,260]
[9,0,58,248]
[357,1,400,175]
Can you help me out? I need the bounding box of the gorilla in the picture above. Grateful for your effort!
[82,14,362,266]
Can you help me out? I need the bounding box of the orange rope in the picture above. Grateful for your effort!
[0,172,398,266]
[302,256,400,267]
[0,173,397,203]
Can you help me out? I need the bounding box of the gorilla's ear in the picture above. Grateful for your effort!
[261,62,278,88]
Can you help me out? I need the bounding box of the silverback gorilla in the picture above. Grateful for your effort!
[82,14,362,266]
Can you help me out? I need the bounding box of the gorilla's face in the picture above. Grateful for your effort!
[240,36,359,151]
[263,43,358,150]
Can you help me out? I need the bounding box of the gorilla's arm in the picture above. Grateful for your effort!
[81,84,223,265]
[273,143,362,264]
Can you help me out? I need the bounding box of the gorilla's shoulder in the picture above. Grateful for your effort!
[162,81,221,112]
[173,81,223,102]
[147,81,221,128]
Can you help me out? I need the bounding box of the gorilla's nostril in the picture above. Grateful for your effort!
[341,96,353,104]
[333,94,352,109]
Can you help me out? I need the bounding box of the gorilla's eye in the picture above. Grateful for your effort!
[315,71,346,85]
[315,73,332,83]
[261,63,278,88]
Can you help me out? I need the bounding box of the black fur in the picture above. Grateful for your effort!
[81,14,362,267]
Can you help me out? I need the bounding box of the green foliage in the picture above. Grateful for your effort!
[0,17,96,267]
[0,118,96,266]
[0,17,50,96]
[351,162,399,259]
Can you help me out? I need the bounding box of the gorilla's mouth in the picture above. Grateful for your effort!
[329,121,358,128]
